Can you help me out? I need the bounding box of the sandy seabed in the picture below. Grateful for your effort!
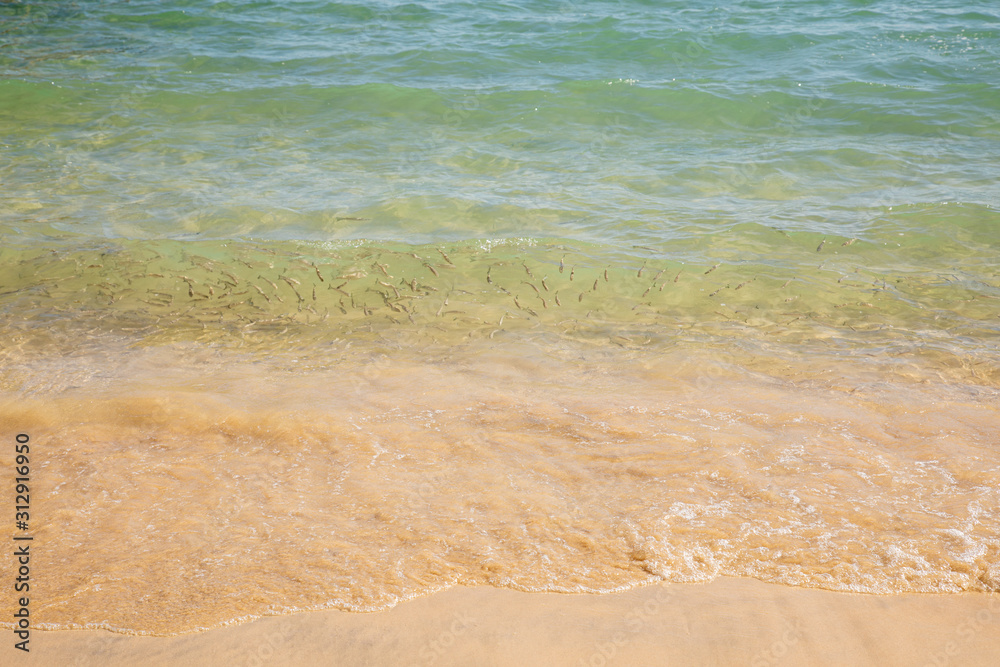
[4,578,999,667]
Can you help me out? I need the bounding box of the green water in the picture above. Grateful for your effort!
[3,2,1000,634]
[1,0,998,377]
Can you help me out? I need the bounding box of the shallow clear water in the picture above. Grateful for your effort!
[1,0,998,635]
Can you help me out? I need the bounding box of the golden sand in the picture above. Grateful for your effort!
[3,579,999,666]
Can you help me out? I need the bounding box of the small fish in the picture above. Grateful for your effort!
[541,277,549,292]
[486,267,493,285]
[570,267,575,281]
[424,263,439,277]
[816,239,826,252]
[593,279,599,291]
[559,257,565,273]
[637,262,646,278]
[280,275,301,287]
[523,262,533,277]
[252,284,271,302]
[842,238,857,247]
[522,281,540,294]
[554,292,562,306]
[604,268,609,282]
[705,264,718,275]
[674,272,681,283]
[781,279,792,288]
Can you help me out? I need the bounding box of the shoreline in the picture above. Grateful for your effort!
[5,578,999,666]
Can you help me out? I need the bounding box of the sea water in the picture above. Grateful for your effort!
[1,0,998,634]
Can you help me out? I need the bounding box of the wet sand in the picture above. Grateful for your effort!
[6,578,999,666]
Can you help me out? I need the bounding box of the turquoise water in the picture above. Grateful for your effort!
[2,0,1000,635]
[3,0,998,245]
[3,0,999,366]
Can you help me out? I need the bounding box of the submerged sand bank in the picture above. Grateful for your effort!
[5,578,999,666]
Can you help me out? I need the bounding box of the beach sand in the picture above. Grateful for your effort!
[5,577,999,666]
